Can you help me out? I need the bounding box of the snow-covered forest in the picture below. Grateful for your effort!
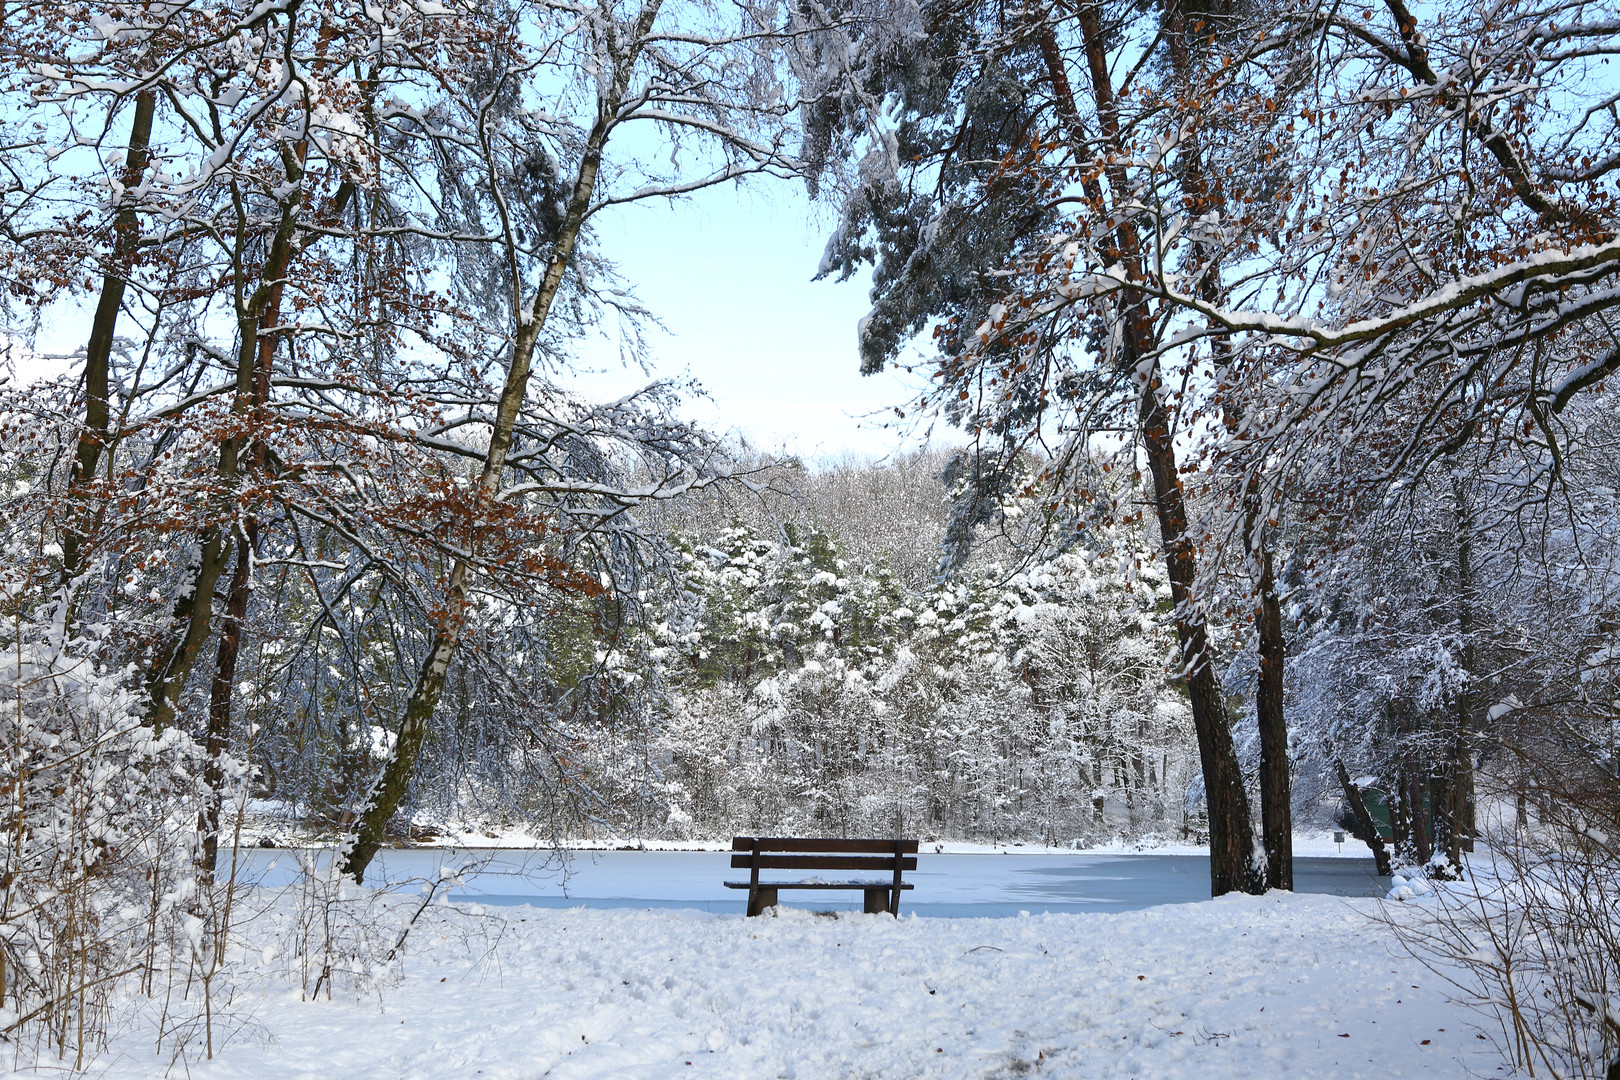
[1,0,1618,1070]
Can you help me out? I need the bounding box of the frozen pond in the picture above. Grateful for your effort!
[234,847,1388,917]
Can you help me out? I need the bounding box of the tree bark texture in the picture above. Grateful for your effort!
[1164,0,1294,894]
[200,520,255,878]
[1256,549,1292,890]
[1405,766,1434,866]
[1139,387,1262,895]
[61,90,157,588]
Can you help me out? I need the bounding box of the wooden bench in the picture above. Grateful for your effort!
[725,837,919,916]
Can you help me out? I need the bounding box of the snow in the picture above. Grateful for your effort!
[919,829,1370,859]
[243,811,1373,861]
[88,891,1487,1079]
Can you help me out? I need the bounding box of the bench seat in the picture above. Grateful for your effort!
[728,837,919,916]
[723,880,917,891]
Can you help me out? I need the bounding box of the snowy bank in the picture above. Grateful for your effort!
[92,891,1484,1079]
[240,806,1377,861]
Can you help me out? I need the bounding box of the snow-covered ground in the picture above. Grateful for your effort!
[84,890,1486,1080]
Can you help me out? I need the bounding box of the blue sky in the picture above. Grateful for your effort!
[577,180,945,462]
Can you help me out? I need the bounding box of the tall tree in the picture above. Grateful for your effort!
[812,0,1298,893]
[335,0,856,880]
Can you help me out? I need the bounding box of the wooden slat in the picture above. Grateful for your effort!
[730,837,920,854]
[728,854,918,871]
[724,881,916,890]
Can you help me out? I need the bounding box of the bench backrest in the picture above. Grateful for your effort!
[729,837,919,873]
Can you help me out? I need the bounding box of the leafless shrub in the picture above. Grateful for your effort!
[256,849,508,1003]
[1388,738,1620,1079]
[0,598,217,1070]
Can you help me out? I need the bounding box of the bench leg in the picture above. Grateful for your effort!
[747,887,778,916]
[864,887,890,915]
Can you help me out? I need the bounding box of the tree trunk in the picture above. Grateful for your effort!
[1334,759,1392,876]
[1427,769,1459,875]
[1406,767,1433,866]
[338,1,665,879]
[1256,548,1292,890]
[192,131,352,861]
[1391,766,1410,854]
[1139,387,1262,895]
[200,520,255,879]
[1039,3,1261,897]
[144,527,234,732]
[60,91,156,588]
[198,279,282,877]
[1450,474,1477,858]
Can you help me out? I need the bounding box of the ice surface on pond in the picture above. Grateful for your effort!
[236,849,1387,916]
